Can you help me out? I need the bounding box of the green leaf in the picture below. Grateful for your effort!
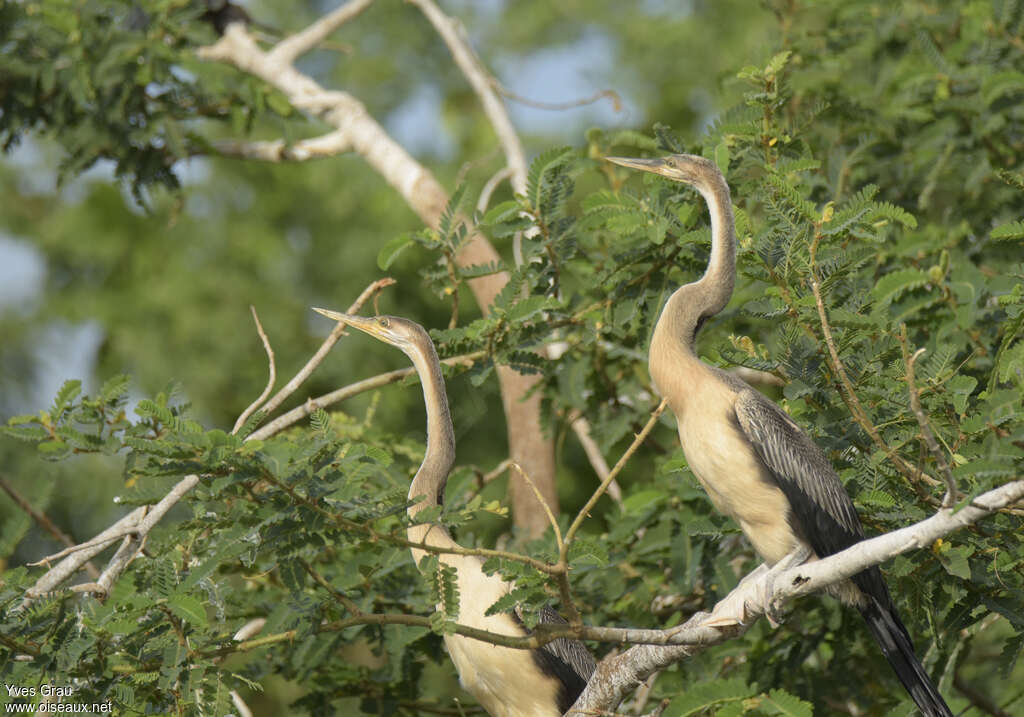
[310,408,330,437]
[946,375,977,415]
[713,141,730,175]
[482,200,521,225]
[52,379,82,416]
[377,234,414,270]
[507,296,559,322]
[870,268,931,308]
[991,220,1024,241]
[168,594,208,628]
[265,91,293,116]
[761,689,813,717]
[938,544,972,580]
[663,678,754,716]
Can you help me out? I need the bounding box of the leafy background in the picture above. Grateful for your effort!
[1,0,1023,714]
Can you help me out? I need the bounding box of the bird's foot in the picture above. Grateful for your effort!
[703,563,770,627]
[762,546,813,627]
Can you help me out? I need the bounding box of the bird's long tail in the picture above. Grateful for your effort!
[857,597,952,717]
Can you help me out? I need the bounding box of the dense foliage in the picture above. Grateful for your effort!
[2,0,1023,715]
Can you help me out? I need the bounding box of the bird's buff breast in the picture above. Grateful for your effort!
[439,555,564,717]
[674,382,800,565]
[445,630,564,717]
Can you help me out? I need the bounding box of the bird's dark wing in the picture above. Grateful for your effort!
[733,389,953,715]
[732,388,864,559]
[513,605,596,713]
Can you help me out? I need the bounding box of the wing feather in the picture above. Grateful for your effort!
[511,605,596,712]
[732,389,863,559]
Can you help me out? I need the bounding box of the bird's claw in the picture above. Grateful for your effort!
[761,546,813,627]
[704,563,770,627]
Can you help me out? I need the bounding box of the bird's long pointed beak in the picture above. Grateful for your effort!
[605,155,673,177]
[312,307,380,337]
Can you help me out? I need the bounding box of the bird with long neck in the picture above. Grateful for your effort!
[605,154,952,717]
[313,308,595,717]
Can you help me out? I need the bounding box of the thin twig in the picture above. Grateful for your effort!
[269,0,376,65]
[408,0,527,194]
[494,84,622,113]
[247,350,486,442]
[953,674,1013,717]
[567,410,623,508]
[230,691,255,717]
[899,326,958,507]
[28,532,129,566]
[256,278,395,421]
[563,399,668,553]
[512,461,580,625]
[481,458,512,485]
[476,166,514,213]
[298,557,363,615]
[810,279,941,492]
[510,463,563,551]
[232,306,277,435]
[0,474,101,580]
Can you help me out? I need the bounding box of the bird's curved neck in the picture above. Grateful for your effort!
[649,170,736,402]
[407,343,456,522]
[691,173,736,318]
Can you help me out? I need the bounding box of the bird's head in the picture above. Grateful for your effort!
[313,307,428,356]
[605,153,719,188]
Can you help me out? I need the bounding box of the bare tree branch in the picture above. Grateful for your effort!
[0,474,100,580]
[247,350,486,442]
[900,325,958,507]
[23,507,146,601]
[258,278,394,421]
[232,306,277,435]
[269,0,376,65]
[199,21,559,537]
[567,409,623,508]
[409,0,527,194]
[214,130,351,162]
[570,478,1024,713]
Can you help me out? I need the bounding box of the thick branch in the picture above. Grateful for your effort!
[23,507,146,600]
[200,20,558,538]
[214,130,351,162]
[569,478,1024,713]
[409,0,527,193]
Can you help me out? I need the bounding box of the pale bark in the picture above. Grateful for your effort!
[199,15,558,536]
[569,478,1024,713]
